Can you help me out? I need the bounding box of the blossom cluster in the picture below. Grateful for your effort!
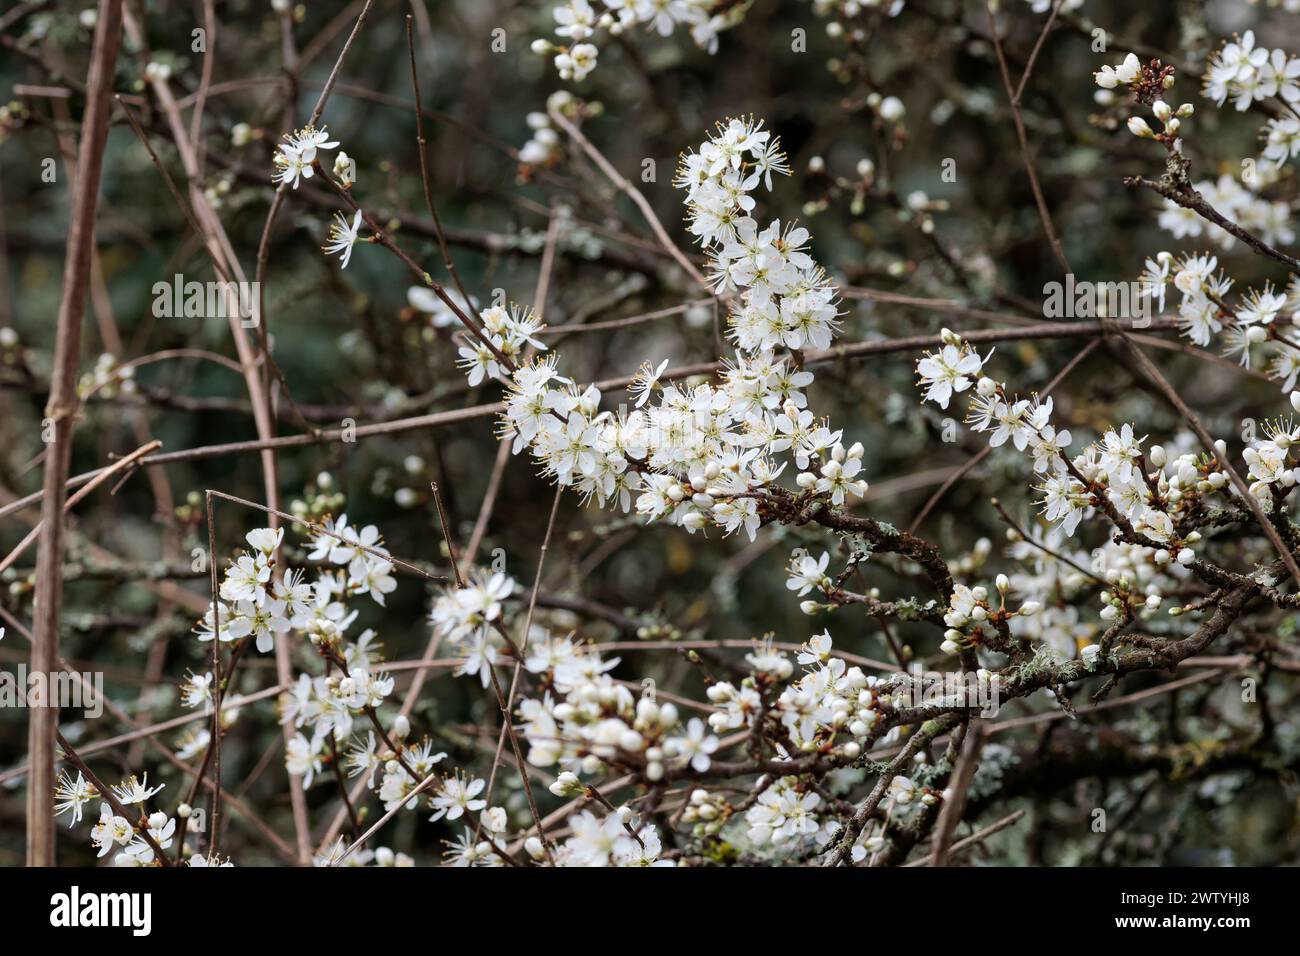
[1089,53,1294,259]
[271,124,341,191]
[270,124,369,271]
[912,328,1300,667]
[1154,174,1292,251]
[1204,31,1300,113]
[476,118,867,542]
[53,771,196,867]
[533,0,746,82]
[1139,251,1300,388]
[916,331,1226,564]
[197,520,395,657]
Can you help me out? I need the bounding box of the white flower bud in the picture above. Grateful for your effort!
[549,771,581,797]
[392,715,410,740]
[333,151,356,185]
[879,97,905,122]
[1127,116,1154,139]
[681,511,707,531]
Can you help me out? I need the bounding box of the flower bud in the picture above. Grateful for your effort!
[879,97,905,122]
[549,771,582,797]
[1127,116,1154,139]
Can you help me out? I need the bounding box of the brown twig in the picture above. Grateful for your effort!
[27,0,124,866]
